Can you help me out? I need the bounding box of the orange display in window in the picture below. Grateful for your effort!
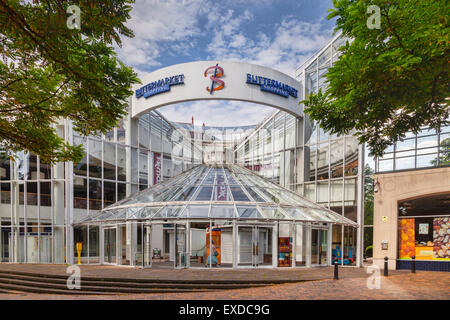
[206,229,221,264]
[398,218,415,259]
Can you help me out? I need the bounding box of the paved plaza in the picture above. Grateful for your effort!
[0,264,448,300]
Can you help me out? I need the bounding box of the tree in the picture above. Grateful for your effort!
[431,137,450,166]
[302,0,449,158]
[0,0,139,164]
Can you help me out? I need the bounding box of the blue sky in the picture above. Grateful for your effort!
[116,0,337,126]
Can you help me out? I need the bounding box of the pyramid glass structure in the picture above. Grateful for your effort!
[77,164,357,226]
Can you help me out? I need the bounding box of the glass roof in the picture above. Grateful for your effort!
[77,164,357,226]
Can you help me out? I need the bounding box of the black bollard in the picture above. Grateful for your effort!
[384,256,388,277]
[411,256,416,273]
[334,260,339,280]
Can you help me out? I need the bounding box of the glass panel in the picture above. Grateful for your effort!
[343,226,356,266]
[88,139,102,178]
[332,225,342,265]
[311,229,319,264]
[237,206,262,218]
[417,153,436,168]
[1,182,11,204]
[117,145,127,182]
[278,223,292,267]
[363,226,373,260]
[73,136,87,176]
[238,226,253,266]
[175,224,187,268]
[395,156,415,170]
[230,186,250,201]
[194,186,213,201]
[103,228,116,264]
[26,182,37,205]
[117,183,126,201]
[319,229,328,265]
[210,206,235,218]
[186,205,209,218]
[295,223,307,266]
[154,206,185,218]
[88,225,99,263]
[40,182,51,207]
[257,226,273,266]
[103,141,116,180]
[89,179,102,211]
[212,185,232,201]
[103,181,116,208]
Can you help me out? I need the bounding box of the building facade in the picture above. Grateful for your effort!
[1,33,448,271]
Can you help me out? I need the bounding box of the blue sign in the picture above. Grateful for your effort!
[136,74,185,99]
[246,74,298,99]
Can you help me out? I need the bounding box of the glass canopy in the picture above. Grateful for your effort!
[76,164,357,226]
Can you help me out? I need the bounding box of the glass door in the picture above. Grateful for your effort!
[311,228,328,266]
[238,226,253,267]
[174,223,187,269]
[103,227,117,264]
[254,226,273,267]
[319,229,328,265]
[311,229,319,265]
[238,225,273,267]
[136,223,152,267]
[143,224,152,267]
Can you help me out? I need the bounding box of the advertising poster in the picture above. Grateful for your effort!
[433,217,450,260]
[398,218,415,259]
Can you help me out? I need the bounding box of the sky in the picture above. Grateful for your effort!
[115,0,337,126]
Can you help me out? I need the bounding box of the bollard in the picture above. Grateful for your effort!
[411,256,416,273]
[384,256,388,277]
[334,260,339,280]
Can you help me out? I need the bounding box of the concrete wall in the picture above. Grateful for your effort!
[373,167,450,269]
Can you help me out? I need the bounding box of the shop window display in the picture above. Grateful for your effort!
[398,217,450,260]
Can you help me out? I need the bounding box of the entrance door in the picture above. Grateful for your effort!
[311,228,328,266]
[238,225,273,267]
[103,227,117,264]
[143,224,152,267]
[136,223,152,267]
[174,223,187,269]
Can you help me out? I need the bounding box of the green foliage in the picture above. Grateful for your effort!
[363,164,374,225]
[431,137,450,166]
[0,0,139,164]
[302,0,450,158]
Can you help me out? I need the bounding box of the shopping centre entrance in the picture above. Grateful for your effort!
[79,164,356,269]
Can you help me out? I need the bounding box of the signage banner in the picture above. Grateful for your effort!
[246,73,298,98]
[136,74,184,99]
[215,173,227,200]
[153,152,162,185]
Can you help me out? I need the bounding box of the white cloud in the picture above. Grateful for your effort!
[117,1,333,125]
[205,14,332,76]
[115,0,208,67]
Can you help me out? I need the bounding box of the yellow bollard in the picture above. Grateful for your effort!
[76,242,82,265]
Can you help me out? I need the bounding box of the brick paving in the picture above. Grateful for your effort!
[0,263,405,281]
[0,264,448,300]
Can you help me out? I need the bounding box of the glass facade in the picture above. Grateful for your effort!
[0,111,202,264]
[75,164,356,268]
[0,34,368,268]
[375,124,450,173]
